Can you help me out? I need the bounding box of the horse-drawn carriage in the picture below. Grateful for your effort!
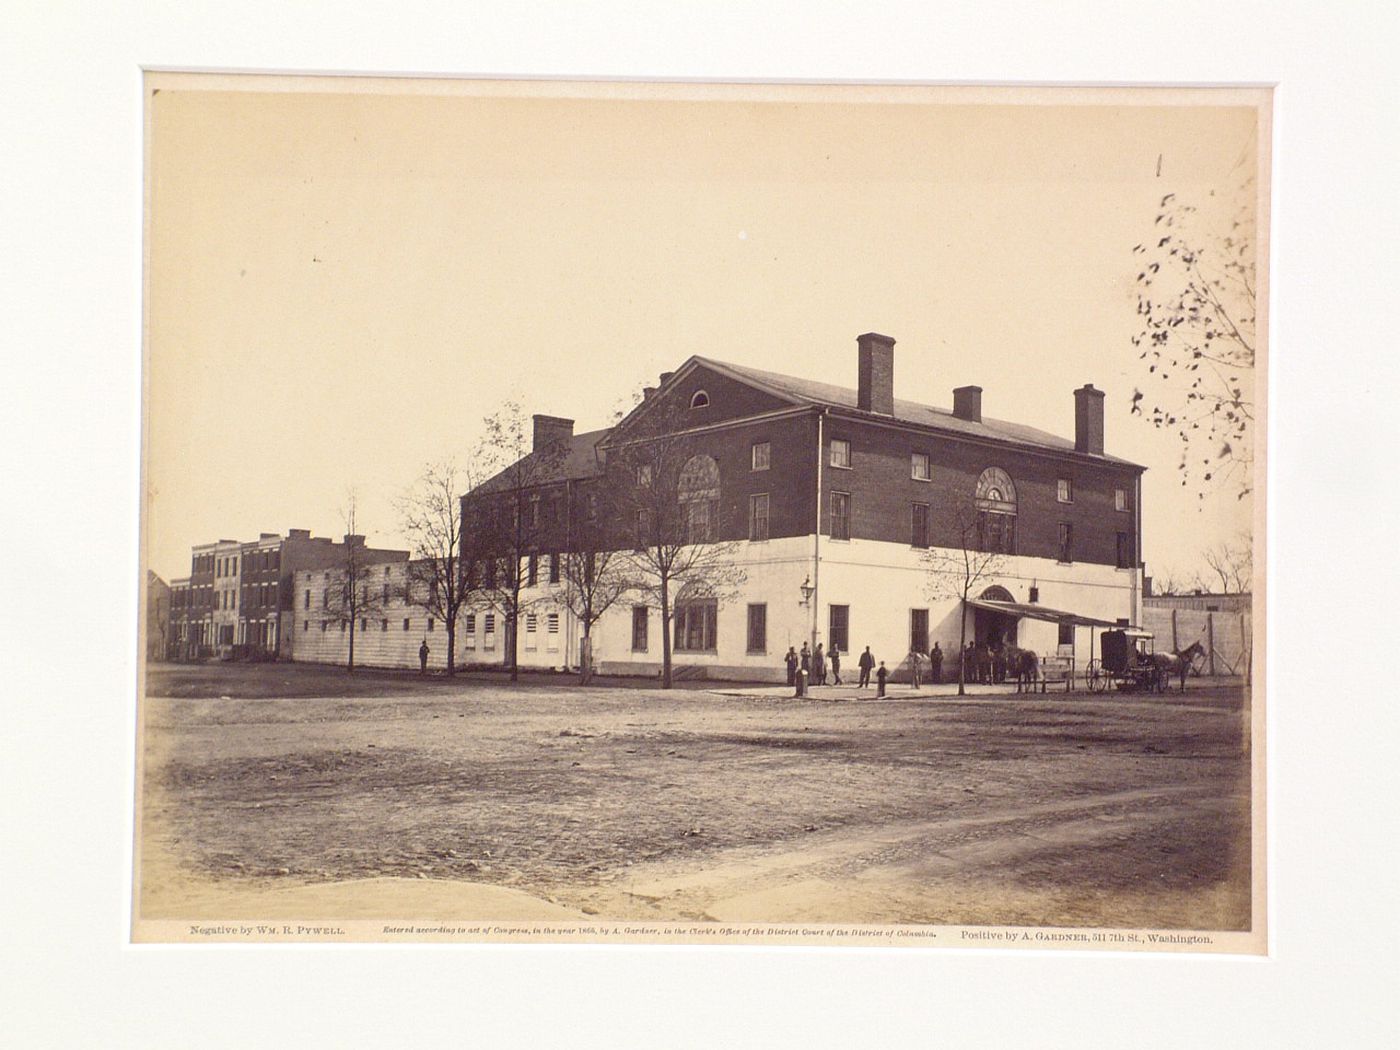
[1087,629,1204,693]
[1087,629,1161,692]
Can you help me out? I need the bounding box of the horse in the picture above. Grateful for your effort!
[1148,641,1205,693]
[1001,646,1041,693]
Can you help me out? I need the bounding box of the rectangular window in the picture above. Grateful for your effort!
[978,511,1016,554]
[686,499,717,544]
[911,502,930,548]
[829,439,851,469]
[427,618,435,631]
[1058,522,1074,564]
[527,554,538,587]
[910,609,929,656]
[631,606,648,651]
[746,603,767,654]
[525,613,538,650]
[673,600,718,652]
[1117,532,1135,570]
[546,612,560,651]
[303,620,308,632]
[1058,623,1075,647]
[360,618,368,632]
[1115,488,1129,512]
[751,441,771,471]
[382,583,391,603]
[1057,478,1073,503]
[911,452,930,481]
[829,491,851,541]
[381,619,388,631]
[549,552,560,584]
[321,621,328,632]
[484,613,496,650]
[828,605,850,654]
[749,493,770,542]
[403,618,410,631]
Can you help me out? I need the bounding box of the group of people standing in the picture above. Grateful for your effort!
[784,641,949,692]
[785,642,844,686]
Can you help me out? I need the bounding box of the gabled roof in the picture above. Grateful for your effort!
[690,355,1142,468]
[470,427,612,495]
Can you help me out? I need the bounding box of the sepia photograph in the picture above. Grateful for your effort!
[133,74,1267,951]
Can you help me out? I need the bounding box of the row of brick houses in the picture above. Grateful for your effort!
[158,332,1146,681]
[166,530,407,661]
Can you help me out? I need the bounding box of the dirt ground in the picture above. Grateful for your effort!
[137,664,1252,930]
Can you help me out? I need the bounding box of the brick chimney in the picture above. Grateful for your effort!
[952,385,982,423]
[856,332,895,415]
[286,528,311,540]
[642,386,657,401]
[532,414,575,451]
[1074,384,1105,455]
[659,371,675,387]
[343,534,365,548]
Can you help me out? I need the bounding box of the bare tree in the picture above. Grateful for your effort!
[606,404,747,688]
[557,544,635,684]
[396,460,488,675]
[1199,534,1253,595]
[1130,184,1257,500]
[923,494,1009,696]
[1148,567,1191,597]
[467,404,569,682]
[324,493,393,673]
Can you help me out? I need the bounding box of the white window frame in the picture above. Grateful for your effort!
[1057,478,1074,504]
[911,452,930,481]
[751,441,771,471]
[829,438,851,469]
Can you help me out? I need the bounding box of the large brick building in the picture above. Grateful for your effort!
[453,332,1145,682]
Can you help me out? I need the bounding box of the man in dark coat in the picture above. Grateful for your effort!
[876,661,888,697]
[929,642,943,685]
[418,639,430,674]
[813,643,826,686]
[784,646,798,686]
[829,646,843,685]
[857,646,875,688]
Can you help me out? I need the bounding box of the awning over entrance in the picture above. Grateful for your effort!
[965,599,1120,629]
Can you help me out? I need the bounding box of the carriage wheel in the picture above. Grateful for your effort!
[1086,660,1105,693]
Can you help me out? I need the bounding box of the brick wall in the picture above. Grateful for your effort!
[822,414,1140,567]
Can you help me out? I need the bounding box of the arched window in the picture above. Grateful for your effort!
[689,390,711,409]
[678,454,720,543]
[974,467,1017,554]
[980,585,1015,603]
[975,467,1017,513]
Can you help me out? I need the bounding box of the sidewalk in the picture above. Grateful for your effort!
[708,680,1043,701]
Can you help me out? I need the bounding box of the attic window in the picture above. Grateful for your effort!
[689,390,710,409]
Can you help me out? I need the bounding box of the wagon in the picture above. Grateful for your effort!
[1086,629,1159,692]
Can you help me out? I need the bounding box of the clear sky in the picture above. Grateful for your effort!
[145,79,1261,584]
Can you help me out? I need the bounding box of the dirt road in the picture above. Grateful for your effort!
[138,666,1251,929]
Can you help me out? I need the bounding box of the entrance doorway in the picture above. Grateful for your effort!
[973,585,1018,649]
